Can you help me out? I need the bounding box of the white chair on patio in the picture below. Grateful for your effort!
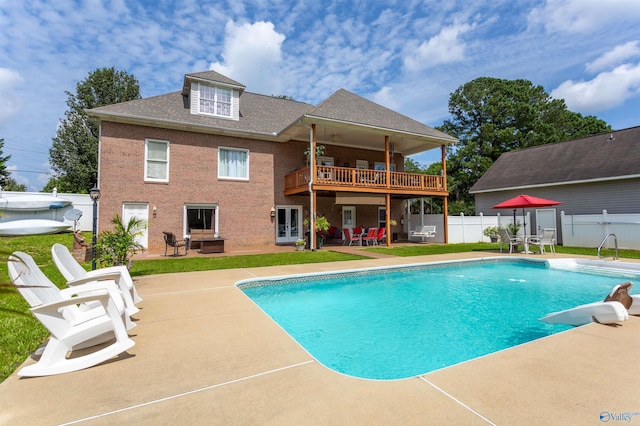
[8,252,135,376]
[52,243,142,312]
[527,228,556,255]
[497,227,523,254]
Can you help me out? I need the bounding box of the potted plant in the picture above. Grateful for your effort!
[303,215,331,249]
[506,222,521,237]
[483,226,500,243]
[304,145,326,165]
[94,214,146,270]
[295,239,306,251]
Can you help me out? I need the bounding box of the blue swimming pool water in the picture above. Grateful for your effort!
[239,259,638,380]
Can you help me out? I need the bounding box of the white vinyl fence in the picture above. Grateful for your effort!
[561,210,640,250]
[408,212,531,244]
[409,210,640,250]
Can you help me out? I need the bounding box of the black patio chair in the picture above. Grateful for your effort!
[163,231,189,256]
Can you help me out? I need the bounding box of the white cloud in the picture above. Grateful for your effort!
[210,21,286,94]
[551,63,640,112]
[372,86,399,111]
[528,0,640,34]
[586,40,640,73]
[0,68,25,122]
[403,23,474,71]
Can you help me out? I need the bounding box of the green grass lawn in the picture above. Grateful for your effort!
[1,232,637,382]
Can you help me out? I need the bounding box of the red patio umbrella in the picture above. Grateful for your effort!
[492,194,562,233]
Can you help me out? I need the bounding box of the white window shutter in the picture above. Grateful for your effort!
[231,89,239,120]
[190,82,199,114]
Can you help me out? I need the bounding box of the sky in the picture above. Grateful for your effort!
[1,0,640,191]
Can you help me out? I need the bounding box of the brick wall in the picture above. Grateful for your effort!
[98,122,405,252]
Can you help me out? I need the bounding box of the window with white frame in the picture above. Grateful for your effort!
[218,147,249,180]
[374,162,396,171]
[199,85,231,117]
[145,139,169,182]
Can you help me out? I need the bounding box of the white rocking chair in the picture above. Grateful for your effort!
[8,252,135,377]
[52,243,142,312]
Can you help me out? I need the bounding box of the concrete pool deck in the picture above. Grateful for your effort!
[1,252,639,425]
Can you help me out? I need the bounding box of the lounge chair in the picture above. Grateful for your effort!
[497,227,523,254]
[527,228,556,255]
[375,227,386,245]
[410,225,436,242]
[8,252,135,376]
[361,227,378,246]
[52,243,142,313]
[342,228,360,246]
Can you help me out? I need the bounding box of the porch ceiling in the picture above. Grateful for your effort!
[279,118,456,156]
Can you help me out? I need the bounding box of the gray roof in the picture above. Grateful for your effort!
[470,126,640,193]
[306,89,456,142]
[89,90,315,138]
[182,71,245,95]
[88,71,456,150]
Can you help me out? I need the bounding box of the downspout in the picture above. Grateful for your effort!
[441,144,448,244]
[298,119,316,251]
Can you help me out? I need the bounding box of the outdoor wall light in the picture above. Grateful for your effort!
[270,206,276,218]
[153,205,157,218]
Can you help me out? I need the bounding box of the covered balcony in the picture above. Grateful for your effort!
[284,166,446,197]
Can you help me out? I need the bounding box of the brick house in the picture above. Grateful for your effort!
[88,70,457,252]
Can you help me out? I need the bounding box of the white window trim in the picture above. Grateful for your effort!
[184,204,219,238]
[198,84,232,118]
[144,139,170,182]
[218,146,249,181]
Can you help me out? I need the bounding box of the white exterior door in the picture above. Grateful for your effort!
[535,208,557,236]
[122,203,149,248]
[275,205,302,243]
[342,206,356,233]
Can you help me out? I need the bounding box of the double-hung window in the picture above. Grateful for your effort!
[199,85,231,117]
[145,139,169,182]
[218,147,248,180]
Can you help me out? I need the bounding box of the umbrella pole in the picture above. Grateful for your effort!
[522,207,526,235]
[512,209,516,225]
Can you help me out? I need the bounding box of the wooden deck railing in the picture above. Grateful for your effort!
[284,166,446,195]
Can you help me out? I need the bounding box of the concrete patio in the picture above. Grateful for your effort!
[1,252,639,425]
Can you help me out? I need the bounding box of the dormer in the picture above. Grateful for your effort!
[182,71,245,121]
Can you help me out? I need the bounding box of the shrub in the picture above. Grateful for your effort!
[95,214,146,269]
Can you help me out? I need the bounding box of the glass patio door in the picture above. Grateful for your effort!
[275,205,302,243]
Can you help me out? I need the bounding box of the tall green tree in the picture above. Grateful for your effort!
[438,77,611,211]
[0,138,26,191]
[48,67,141,193]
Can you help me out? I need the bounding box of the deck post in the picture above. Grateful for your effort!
[310,124,317,250]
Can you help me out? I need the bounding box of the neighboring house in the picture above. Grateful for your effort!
[470,126,640,244]
[87,70,457,252]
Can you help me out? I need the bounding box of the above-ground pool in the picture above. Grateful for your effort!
[238,258,639,380]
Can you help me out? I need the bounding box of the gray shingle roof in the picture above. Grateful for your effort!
[307,89,456,142]
[470,126,640,193]
[88,71,456,148]
[182,71,245,95]
[89,90,315,137]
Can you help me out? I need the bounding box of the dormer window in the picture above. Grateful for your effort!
[189,80,239,120]
[199,85,231,117]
